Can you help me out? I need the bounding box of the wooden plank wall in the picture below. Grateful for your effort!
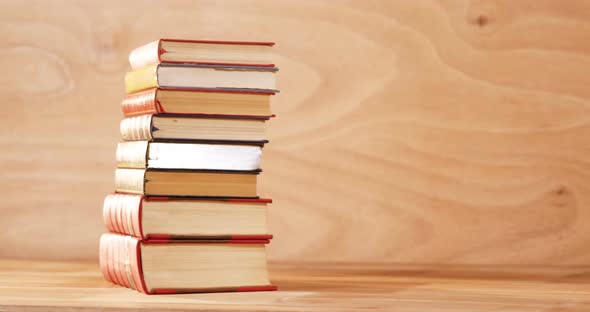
[2,0,590,265]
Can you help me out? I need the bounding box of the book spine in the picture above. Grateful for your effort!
[99,233,148,293]
[128,40,161,70]
[122,89,160,117]
[116,141,149,168]
[120,115,153,141]
[125,64,159,94]
[103,194,144,238]
[115,168,146,194]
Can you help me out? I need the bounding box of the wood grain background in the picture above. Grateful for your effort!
[2,0,590,265]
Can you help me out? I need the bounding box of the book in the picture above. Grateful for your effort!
[99,233,276,294]
[128,39,275,69]
[119,115,268,143]
[103,194,272,239]
[115,168,259,198]
[100,38,278,295]
[116,141,262,171]
[122,88,274,118]
[125,64,278,94]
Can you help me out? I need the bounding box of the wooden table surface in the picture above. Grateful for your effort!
[1,260,589,311]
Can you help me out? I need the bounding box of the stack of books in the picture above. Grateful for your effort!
[99,39,278,294]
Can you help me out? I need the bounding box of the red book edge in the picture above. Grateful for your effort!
[158,39,276,67]
[142,239,271,244]
[146,234,274,241]
[138,196,145,239]
[128,87,277,96]
[134,237,150,293]
[160,38,275,46]
[150,112,276,119]
[151,285,278,294]
[144,196,272,204]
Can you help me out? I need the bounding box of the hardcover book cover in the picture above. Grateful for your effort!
[103,193,273,240]
[122,87,275,118]
[129,38,276,69]
[99,233,276,294]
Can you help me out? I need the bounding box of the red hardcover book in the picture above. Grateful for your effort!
[129,39,275,69]
[100,233,276,294]
[103,193,273,240]
[121,87,275,118]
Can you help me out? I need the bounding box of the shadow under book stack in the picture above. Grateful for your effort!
[99,39,278,294]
